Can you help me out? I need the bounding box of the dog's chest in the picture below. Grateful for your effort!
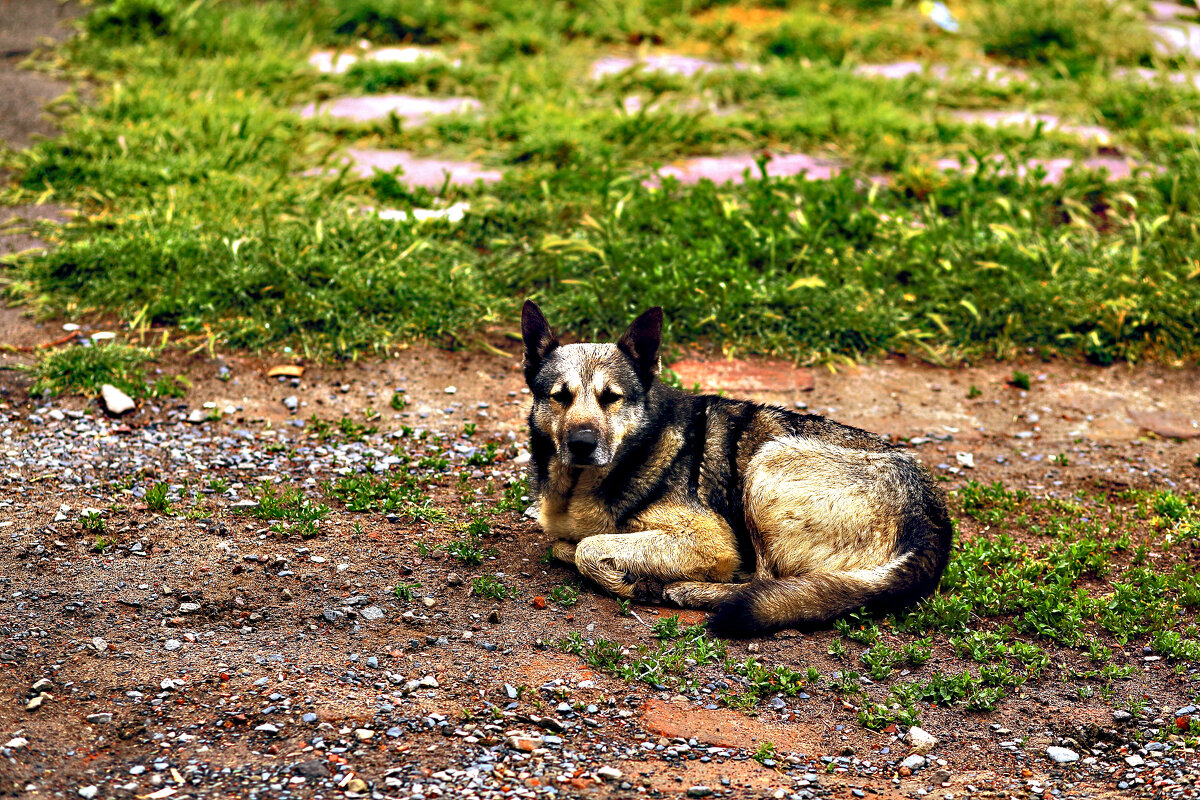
[537,469,617,541]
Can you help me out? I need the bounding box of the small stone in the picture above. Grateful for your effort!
[597,766,623,781]
[686,787,714,798]
[445,572,463,586]
[354,728,374,740]
[86,712,113,724]
[487,607,501,624]
[25,694,47,711]
[164,639,182,651]
[100,384,135,415]
[255,723,280,733]
[505,735,543,752]
[283,395,299,412]
[178,602,201,614]
[78,787,98,800]
[295,759,330,779]
[900,754,926,771]
[444,386,457,394]
[345,778,368,793]
[905,725,939,755]
[360,606,385,621]
[1125,754,1145,767]
[931,769,951,784]
[186,409,206,423]
[1114,710,1134,723]
[1047,746,1079,763]
[4,737,29,750]
[31,678,53,691]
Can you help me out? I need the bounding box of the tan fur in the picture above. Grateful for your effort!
[523,301,952,634]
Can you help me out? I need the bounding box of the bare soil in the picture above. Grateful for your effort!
[0,318,1198,799]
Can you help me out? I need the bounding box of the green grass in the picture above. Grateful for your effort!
[28,343,154,397]
[555,481,1200,729]
[2,0,1199,362]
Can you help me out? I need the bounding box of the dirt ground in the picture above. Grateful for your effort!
[0,307,1198,799]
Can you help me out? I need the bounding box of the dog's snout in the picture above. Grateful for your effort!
[566,427,599,461]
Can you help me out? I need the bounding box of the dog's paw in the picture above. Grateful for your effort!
[627,576,666,603]
[550,540,577,563]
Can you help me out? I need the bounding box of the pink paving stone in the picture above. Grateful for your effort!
[1152,22,1200,57]
[308,149,502,188]
[621,94,735,116]
[297,95,482,125]
[645,153,842,187]
[934,155,1159,183]
[1149,1,1196,21]
[950,110,1113,145]
[1116,66,1200,90]
[590,54,751,80]
[855,62,1028,85]
[307,46,451,74]
[669,358,815,395]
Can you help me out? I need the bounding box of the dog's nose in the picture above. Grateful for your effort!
[566,428,599,461]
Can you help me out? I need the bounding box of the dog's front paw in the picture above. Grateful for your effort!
[627,576,666,603]
[550,540,577,563]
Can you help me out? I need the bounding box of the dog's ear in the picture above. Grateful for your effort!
[617,306,663,385]
[522,300,558,384]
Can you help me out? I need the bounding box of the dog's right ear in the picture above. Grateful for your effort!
[522,300,558,385]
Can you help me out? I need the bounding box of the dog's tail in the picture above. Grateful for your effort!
[708,513,952,637]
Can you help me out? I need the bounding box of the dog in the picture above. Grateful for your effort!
[521,301,953,636]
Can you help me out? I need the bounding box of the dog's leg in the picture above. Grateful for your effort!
[573,529,737,600]
[663,581,744,610]
[550,539,577,564]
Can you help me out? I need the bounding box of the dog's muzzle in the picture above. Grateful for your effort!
[565,427,604,466]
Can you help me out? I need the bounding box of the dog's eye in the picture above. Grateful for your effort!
[598,388,622,405]
[551,388,573,404]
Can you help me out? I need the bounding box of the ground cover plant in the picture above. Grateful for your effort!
[2,0,1199,364]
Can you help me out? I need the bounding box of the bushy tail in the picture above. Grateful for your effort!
[708,533,950,637]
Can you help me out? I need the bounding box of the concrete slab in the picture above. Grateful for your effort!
[950,110,1113,145]
[0,0,82,150]
[297,94,482,125]
[308,149,502,188]
[590,54,750,80]
[855,62,1028,85]
[1151,22,1200,57]
[645,152,842,187]
[308,46,451,75]
[935,155,1157,183]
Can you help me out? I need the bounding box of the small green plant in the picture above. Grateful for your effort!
[80,511,105,534]
[616,598,632,617]
[92,535,114,553]
[394,582,421,602]
[1009,371,1032,391]
[967,384,982,399]
[390,391,407,410]
[550,583,580,607]
[463,422,477,437]
[752,741,778,765]
[145,482,172,514]
[1052,453,1069,467]
[472,574,519,601]
[207,476,229,493]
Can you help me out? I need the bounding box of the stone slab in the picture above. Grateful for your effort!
[308,46,450,75]
[951,110,1113,145]
[646,152,842,187]
[1151,23,1200,57]
[590,54,750,80]
[310,149,502,187]
[935,155,1155,183]
[855,62,1028,85]
[297,94,481,125]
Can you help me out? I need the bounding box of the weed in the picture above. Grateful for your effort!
[472,574,519,601]
[80,511,105,534]
[752,741,778,765]
[1010,371,1032,391]
[390,391,407,411]
[550,583,580,608]
[145,482,172,514]
[394,582,421,602]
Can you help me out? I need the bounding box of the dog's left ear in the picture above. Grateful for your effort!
[522,300,558,385]
[617,306,663,385]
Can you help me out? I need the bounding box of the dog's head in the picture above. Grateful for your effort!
[522,301,663,470]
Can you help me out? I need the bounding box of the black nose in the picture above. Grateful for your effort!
[566,428,599,461]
